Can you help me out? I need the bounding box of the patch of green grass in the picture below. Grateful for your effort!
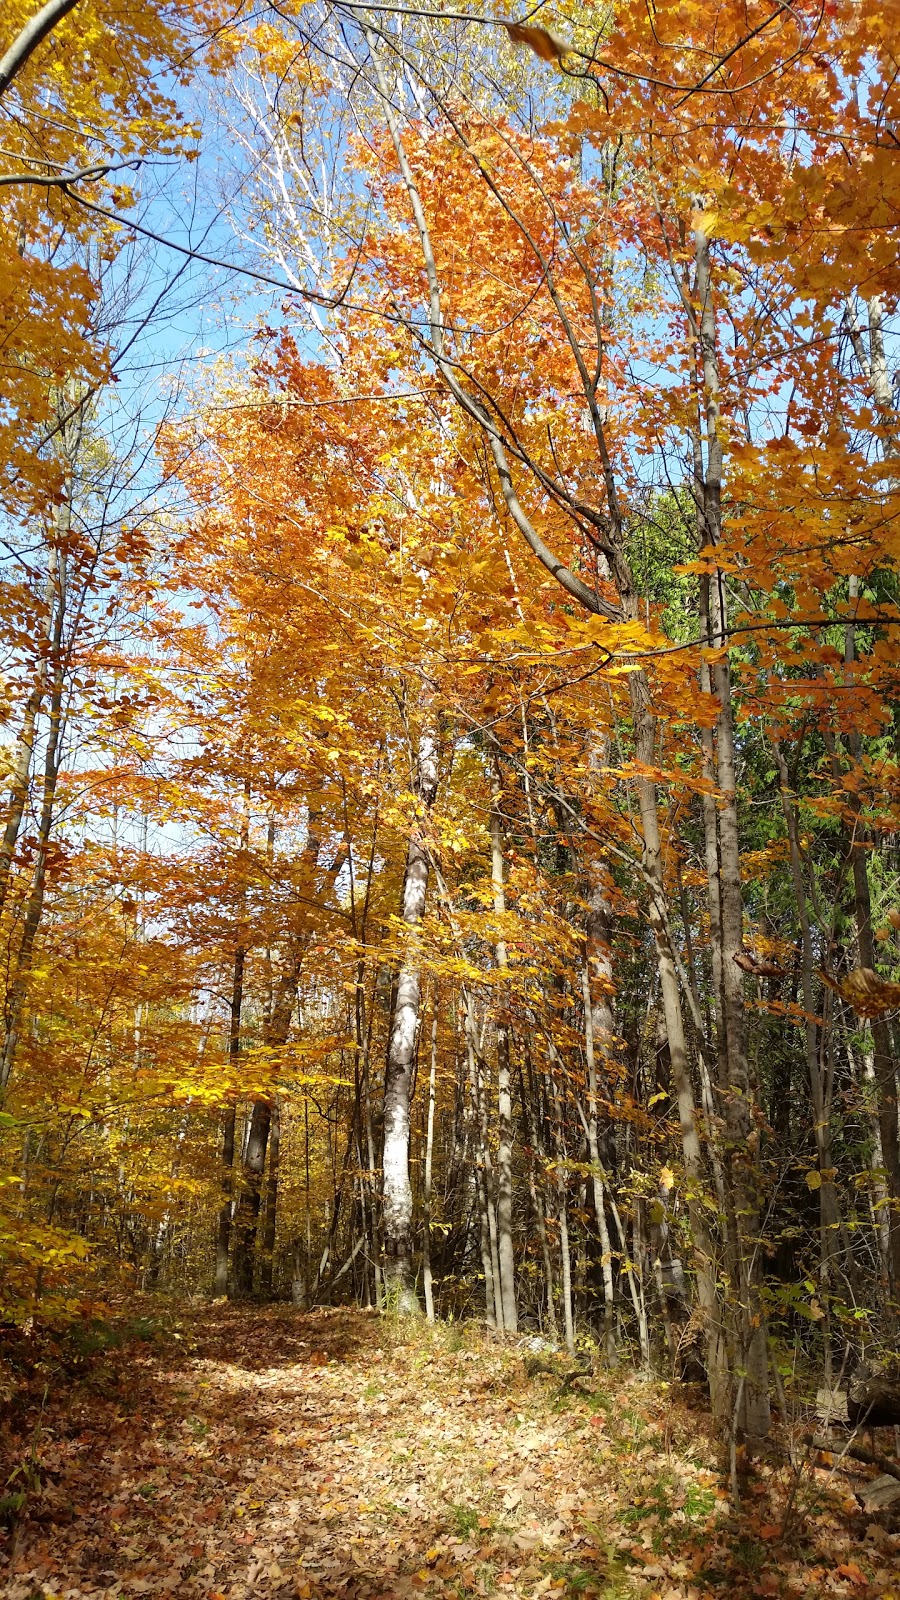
[541,1554,633,1599]
[67,1321,122,1358]
[619,1407,644,1432]
[0,1489,28,1527]
[447,1502,480,1538]
[379,1500,407,1522]
[734,1538,764,1573]
[619,1476,675,1527]
[130,1316,166,1342]
[581,1390,611,1417]
[544,1562,602,1593]
[66,1315,168,1359]
[683,1484,716,1520]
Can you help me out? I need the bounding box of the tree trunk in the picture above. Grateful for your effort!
[774,741,842,1374]
[467,1001,504,1329]
[382,726,438,1311]
[581,963,617,1362]
[423,1010,437,1321]
[521,1051,557,1340]
[490,793,518,1333]
[1,543,67,1093]
[232,1097,272,1297]
[693,215,770,1437]
[848,1366,900,1427]
[259,1097,281,1296]
[0,564,56,920]
[470,1025,498,1328]
[214,943,245,1296]
[842,586,900,1305]
[382,832,428,1310]
[550,1071,576,1356]
[233,807,346,1297]
[628,670,729,1418]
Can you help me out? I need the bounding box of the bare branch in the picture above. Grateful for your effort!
[0,0,82,97]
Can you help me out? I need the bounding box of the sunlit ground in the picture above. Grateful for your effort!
[1,1307,897,1600]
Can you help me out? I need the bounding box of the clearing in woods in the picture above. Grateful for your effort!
[1,1306,896,1600]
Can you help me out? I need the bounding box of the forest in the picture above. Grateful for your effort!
[1,2,900,1597]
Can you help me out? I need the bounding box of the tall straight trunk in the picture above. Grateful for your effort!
[352,959,383,1309]
[521,1051,557,1340]
[842,578,900,1303]
[354,1160,371,1307]
[214,942,245,1295]
[422,1010,437,1322]
[697,577,726,1068]
[585,881,617,1082]
[1,544,67,1093]
[444,1033,470,1250]
[0,390,84,930]
[583,887,624,1358]
[292,1098,313,1307]
[710,628,770,1436]
[632,1202,650,1365]
[362,1030,383,1311]
[628,670,729,1417]
[550,1071,575,1355]
[234,808,346,1296]
[469,1021,498,1327]
[307,1100,359,1302]
[382,726,438,1311]
[490,793,518,1333]
[848,812,900,1299]
[555,230,727,1403]
[774,742,841,1372]
[841,326,900,1302]
[848,295,897,451]
[853,1037,893,1283]
[581,964,617,1362]
[0,558,58,921]
[467,1000,504,1328]
[382,847,425,1306]
[476,1174,497,1328]
[233,1097,272,1297]
[693,216,770,1438]
[259,1097,281,1296]
[352,973,382,1309]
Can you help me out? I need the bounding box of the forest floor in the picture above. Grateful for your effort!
[1,1304,898,1600]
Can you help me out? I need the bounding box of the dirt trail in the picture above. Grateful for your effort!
[1,1307,896,1600]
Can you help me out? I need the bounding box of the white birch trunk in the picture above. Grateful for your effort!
[382,726,438,1312]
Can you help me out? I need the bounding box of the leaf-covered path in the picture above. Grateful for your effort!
[2,1307,898,1600]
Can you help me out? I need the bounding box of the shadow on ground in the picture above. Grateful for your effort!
[1,1304,618,1600]
[2,1305,895,1600]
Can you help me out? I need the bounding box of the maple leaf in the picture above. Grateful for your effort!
[821,966,900,1016]
[499,19,573,62]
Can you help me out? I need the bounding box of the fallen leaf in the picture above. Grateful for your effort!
[500,20,572,61]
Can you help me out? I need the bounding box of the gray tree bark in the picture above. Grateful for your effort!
[422,1010,438,1321]
[693,216,770,1437]
[490,791,518,1333]
[214,944,244,1296]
